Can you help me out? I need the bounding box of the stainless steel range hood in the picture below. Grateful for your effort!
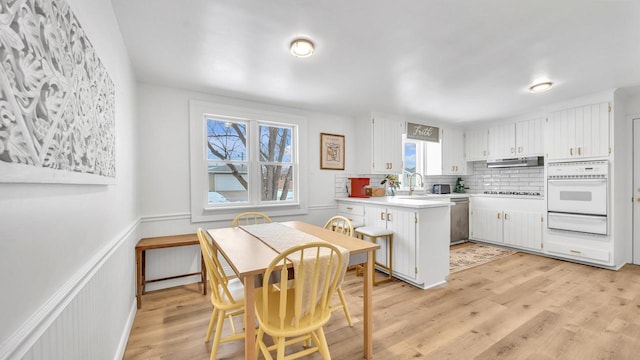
[486,156,544,168]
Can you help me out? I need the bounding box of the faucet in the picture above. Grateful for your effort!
[408,173,424,195]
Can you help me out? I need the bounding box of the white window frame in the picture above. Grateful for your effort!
[399,134,425,190]
[189,100,308,222]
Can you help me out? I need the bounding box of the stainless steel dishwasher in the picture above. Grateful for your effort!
[450,197,469,244]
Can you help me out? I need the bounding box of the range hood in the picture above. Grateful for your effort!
[486,156,544,168]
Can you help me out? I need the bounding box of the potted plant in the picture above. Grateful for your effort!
[380,174,400,196]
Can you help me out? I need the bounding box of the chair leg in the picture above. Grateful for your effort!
[255,327,264,360]
[210,309,226,360]
[337,287,353,326]
[276,336,286,360]
[205,307,218,342]
[315,327,332,359]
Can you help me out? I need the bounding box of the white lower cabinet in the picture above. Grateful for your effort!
[469,197,544,251]
[363,205,417,282]
[336,199,450,289]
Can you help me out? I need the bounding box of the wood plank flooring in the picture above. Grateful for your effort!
[123,250,640,359]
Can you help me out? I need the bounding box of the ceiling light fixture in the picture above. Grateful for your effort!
[529,81,553,93]
[290,38,314,58]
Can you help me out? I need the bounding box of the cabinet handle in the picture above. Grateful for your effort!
[570,249,581,254]
[380,212,385,220]
[511,147,515,154]
[504,213,509,220]
[569,148,574,156]
[346,207,353,210]
[483,150,486,156]
[387,213,392,221]
[518,146,522,153]
[497,212,501,219]
[578,147,582,156]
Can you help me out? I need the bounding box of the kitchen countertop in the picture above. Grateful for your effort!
[336,196,454,209]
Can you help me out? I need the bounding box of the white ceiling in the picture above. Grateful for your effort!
[111,0,640,123]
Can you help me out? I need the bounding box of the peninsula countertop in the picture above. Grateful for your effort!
[335,196,455,209]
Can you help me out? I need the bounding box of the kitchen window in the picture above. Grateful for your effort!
[400,135,424,189]
[189,100,308,222]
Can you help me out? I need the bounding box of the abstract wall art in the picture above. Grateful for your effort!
[0,0,115,184]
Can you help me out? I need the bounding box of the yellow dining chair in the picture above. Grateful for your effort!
[231,211,273,227]
[197,228,245,360]
[323,216,354,327]
[255,242,344,360]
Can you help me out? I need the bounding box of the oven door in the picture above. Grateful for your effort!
[547,178,607,215]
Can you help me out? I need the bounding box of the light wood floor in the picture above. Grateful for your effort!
[124,250,640,359]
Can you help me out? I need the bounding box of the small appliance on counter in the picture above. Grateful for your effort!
[454,177,468,193]
[348,177,370,198]
[432,184,451,194]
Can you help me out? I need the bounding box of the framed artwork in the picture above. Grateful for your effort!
[320,133,345,170]
[0,0,115,185]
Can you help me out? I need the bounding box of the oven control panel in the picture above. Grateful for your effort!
[547,160,608,179]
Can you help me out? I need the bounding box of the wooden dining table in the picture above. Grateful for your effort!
[207,220,380,359]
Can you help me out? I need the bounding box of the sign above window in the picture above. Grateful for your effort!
[406,122,439,142]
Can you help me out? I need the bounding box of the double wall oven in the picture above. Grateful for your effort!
[547,160,608,235]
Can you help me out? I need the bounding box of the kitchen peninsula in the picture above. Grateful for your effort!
[336,197,453,289]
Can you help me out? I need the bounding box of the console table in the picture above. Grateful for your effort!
[135,234,206,309]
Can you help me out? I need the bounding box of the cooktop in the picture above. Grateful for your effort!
[483,191,542,196]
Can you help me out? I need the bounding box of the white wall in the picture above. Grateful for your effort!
[0,0,139,358]
[136,84,360,289]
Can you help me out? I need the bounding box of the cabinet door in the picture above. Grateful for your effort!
[546,102,609,160]
[515,118,543,156]
[465,128,488,161]
[502,210,543,250]
[470,206,503,243]
[371,116,404,173]
[488,123,515,159]
[441,127,466,175]
[386,208,417,281]
[579,102,610,158]
[363,205,391,268]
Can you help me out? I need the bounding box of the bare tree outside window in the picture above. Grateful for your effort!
[206,118,294,204]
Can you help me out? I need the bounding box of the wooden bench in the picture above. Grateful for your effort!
[136,234,206,309]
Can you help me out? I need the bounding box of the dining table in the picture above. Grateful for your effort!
[207,220,380,359]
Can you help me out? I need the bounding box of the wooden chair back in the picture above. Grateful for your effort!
[231,211,272,227]
[259,242,343,331]
[323,215,354,237]
[197,228,240,306]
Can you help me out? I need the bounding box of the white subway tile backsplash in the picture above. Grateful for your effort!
[333,161,543,197]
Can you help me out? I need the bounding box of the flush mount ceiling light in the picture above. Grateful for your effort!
[529,81,554,93]
[290,38,314,58]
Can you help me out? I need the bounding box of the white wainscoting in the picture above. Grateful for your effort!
[139,206,340,291]
[0,221,139,360]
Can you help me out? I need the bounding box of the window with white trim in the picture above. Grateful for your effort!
[400,134,424,189]
[190,100,307,222]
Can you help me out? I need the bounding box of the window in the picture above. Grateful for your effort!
[190,100,307,222]
[400,135,424,189]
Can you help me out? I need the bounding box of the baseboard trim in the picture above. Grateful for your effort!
[114,298,138,360]
[0,219,140,360]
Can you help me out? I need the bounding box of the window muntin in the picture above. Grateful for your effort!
[401,135,424,189]
[204,117,297,206]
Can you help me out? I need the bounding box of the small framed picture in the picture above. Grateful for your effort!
[320,133,345,170]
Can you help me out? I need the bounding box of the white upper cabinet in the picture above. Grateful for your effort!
[441,127,466,174]
[487,123,516,159]
[545,102,610,160]
[427,126,467,175]
[487,118,543,159]
[515,118,544,156]
[464,128,488,161]
[371,115,404,173]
